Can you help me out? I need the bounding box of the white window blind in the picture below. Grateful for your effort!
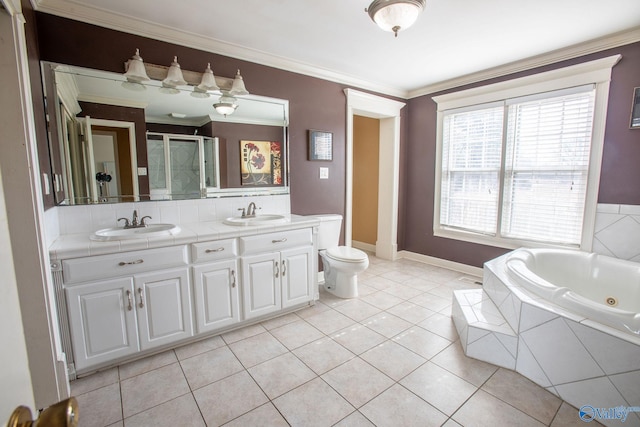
[440,104,503,235]
[439,86,596,246]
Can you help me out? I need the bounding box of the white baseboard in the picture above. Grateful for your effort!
[352,240,376,253]
[397,250,483,277]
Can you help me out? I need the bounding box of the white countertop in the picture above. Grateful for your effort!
[49,214,320,261]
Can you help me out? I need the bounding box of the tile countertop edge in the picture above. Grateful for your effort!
[49,215,321,261]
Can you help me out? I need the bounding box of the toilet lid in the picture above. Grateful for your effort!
[326,246,368,262]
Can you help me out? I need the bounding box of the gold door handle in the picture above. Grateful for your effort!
[8,397,79,427]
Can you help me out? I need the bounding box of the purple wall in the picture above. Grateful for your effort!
[403,42,640,267]
[33,12,377,222]
[29,11,638,268]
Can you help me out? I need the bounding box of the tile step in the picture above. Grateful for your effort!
[452,289,517,369]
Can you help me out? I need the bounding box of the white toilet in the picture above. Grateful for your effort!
[312,214,369,298]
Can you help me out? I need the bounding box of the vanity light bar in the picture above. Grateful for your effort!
[124,60,236,92]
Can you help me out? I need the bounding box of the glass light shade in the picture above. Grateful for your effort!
[197,63,220,92]
[163,56,187,87]
[229,69,249,95]
[190,88,211,98]
[124,48,150,82]
[367,0,425,36]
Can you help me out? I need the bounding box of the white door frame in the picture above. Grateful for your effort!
[344,89,405,260]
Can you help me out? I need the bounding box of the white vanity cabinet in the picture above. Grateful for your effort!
[62,245,191,373]
[53,220,318,377]
[240,229,314,320]
[134,268,193,350]
[191,239,240,333]
[65,277,139,371]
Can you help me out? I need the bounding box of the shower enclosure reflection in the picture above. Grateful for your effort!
[147,133,219,200]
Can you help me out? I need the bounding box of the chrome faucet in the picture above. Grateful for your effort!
[247,202,257,217]
[118,210,152,229]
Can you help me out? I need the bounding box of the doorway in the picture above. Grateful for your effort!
[352,115,380,253]
[73,117,138,203]
[344,89,405,260]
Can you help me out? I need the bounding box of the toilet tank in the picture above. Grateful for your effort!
[309,214,342,250]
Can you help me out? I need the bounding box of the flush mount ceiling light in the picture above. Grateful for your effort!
[213,93,239,117]
[366,0,426,37]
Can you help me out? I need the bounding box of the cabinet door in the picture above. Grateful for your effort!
[193,259,240,333]
[134,268,193,350]
[241,253,281,319]
[281,246,314,308]
[66,277,139,372]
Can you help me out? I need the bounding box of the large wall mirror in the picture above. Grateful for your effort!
[41,62,289,205]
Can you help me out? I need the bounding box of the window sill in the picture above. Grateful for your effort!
[433,227,582,251]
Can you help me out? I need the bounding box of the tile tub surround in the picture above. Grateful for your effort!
[69,255,594,427]
[453,253,640,427]
[593,203,640,261]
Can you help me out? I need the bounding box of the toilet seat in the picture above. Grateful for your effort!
[326,246,368,263]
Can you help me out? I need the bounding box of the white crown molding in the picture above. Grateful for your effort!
[2,0,21,16]
[408,27,640,99]
[33,0,408,98]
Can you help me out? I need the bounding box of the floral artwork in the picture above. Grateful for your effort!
[240,140,283,186]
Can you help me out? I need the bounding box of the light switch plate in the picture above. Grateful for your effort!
[319,167,329,179]
[137,167,148,176]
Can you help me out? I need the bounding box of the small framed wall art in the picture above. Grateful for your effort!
[630,87,640,129]
[308,130,333,161]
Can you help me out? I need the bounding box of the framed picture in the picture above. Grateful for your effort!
[631,87,640,129]
[308,130,333,161]
[240,140,283,186]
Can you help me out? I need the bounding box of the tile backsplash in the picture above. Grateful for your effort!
[593,203,640,262]
[46,195,291,244]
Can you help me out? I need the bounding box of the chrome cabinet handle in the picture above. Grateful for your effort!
[205,247,225,253]
[282,260,286,277]
[118,259,144,266]
[231,270,236,288]
[275,261,279,278]
[137,288,144,308]
[272,238,287,243]
[126,290,133,311]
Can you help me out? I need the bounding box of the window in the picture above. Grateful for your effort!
[433,55,620,250]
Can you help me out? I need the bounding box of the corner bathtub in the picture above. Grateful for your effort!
[506,248,640,337]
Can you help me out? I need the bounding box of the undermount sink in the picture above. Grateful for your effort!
[223,214,288,226]
[90,223,181,241]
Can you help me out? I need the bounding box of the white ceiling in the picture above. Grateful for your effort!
[34,0,640,98]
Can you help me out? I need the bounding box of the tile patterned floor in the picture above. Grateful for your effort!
[71,255,600,427]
